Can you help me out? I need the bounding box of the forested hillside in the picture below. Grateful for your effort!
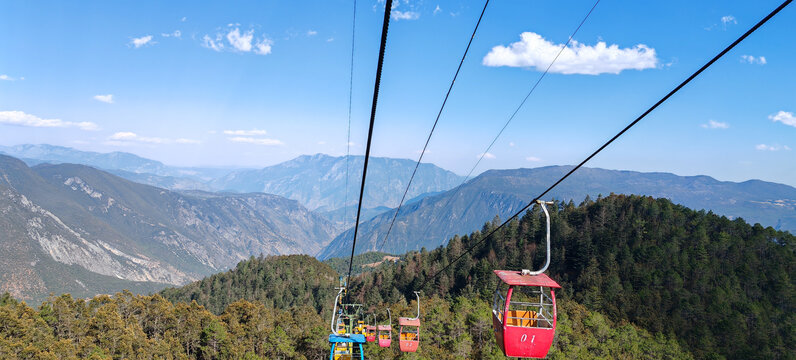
[1,195,792,359]
[343,195,795,359]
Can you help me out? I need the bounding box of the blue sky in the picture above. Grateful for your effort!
[1,0,794,186]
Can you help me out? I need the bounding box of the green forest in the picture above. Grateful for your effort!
[1,195,794,359]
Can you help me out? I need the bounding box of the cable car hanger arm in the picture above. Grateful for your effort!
[523,201,554,276]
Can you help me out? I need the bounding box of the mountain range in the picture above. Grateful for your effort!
[0,154,335,303]
[2,144,795,300]
[318,166,796,259]
[0,145,464,221]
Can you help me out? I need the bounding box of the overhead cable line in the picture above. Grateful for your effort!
[418,0,792,290]
[343,0,358,231]
[345,0,393,303]
[416,0,601,247]
[377,0,491,253]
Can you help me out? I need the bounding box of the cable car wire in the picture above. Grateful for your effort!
[343,0,357,234]
[417,0,792,290]
[345,0,393,303]
[412,0,601,250]
[377,0,491,253]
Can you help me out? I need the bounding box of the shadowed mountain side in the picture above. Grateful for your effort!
[318,166,796,259]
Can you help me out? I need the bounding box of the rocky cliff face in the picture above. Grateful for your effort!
[0,155,336,302]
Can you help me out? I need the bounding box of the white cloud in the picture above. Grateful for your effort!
[317,141,326,145]
[327,37,335,42]
[756,144,790,151]
[434,5,441,15]
[162,30,182,38]
[701,119,728,129]
[253,39,272,55]
[108,132,198,145]
[526,156,541,162]
[93,94,114,104]
[202,34,225,51]
[181,17,187,22]
[509,142,515,147]
[223,129,267,136]
[0,74,17,81]
[0,110,98,131]
[227,28,254,52]
[392,10,420,20]
[203,27,272,55]
[130,35,154,48]
[483,32,658,75]
[769,111,795,127]
[741,55,766,65]
[721,15,737,25]
[478,152,496,159]
[307,30,318,36]
[228,136,283,145]
[110,132,168,144]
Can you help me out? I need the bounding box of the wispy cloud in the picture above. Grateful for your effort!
[326,37,335,42]
[228,136,283,145]
[756,144,790,151]
[0,74,21,81]
[483,32,658,75]
[741,55,766,65]
[93,94,114,104]
[223,129,267,136]
[433,5,442,15]
[478,152,496,159]
[161,30,182,38]
[721,15,737,26]
[701,119,728,129]
[108,132,199,145]
[706,15,738,31]
[307,30,318,36]
[526,156,541,162]
[769,111,795,127]
[202,27,272,55]
[130,35,154,48]
[393,11,420,20]
[0,110,98,131]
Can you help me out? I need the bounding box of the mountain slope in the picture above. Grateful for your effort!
[212,154,464,212]
[0,155,336,302]
[319,166,796,259]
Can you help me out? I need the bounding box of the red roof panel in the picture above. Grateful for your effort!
[377,325,392,331]
[494,270,561,288]
[398,317,420,327]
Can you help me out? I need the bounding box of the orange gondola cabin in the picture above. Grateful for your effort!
[492,270,561,358]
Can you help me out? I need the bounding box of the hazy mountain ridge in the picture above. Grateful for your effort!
[319,166,796,259]
[0,144,236,185]
[211,153,465,212]
[0,154,336,302]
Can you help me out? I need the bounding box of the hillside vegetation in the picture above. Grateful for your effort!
[1,195,792,359]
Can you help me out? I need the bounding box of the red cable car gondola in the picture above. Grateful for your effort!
[365,315,376,342]
[398,292,421,353]
[377,309,392,348]
[492,201,560,359]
